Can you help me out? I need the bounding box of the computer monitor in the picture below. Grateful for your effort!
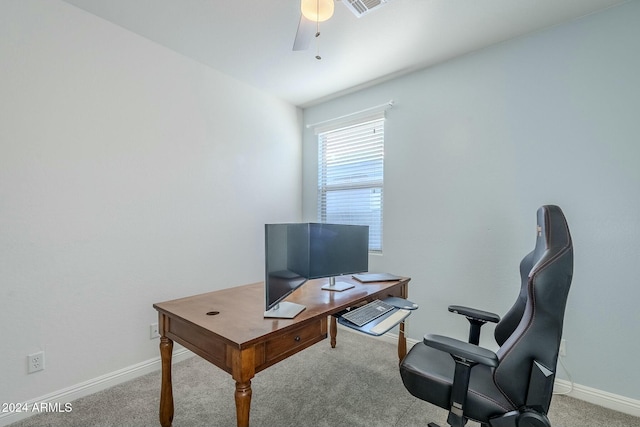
[308,223,369,291]
[264,223,309,318]
[264,223,369,318]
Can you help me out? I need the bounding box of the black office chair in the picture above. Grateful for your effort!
[400,205,573,427]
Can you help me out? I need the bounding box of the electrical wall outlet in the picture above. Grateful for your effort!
[559,339,567,357]
[28,351,45,373]
[150,323,160,339]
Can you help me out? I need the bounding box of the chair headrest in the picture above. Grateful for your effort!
[530,205,572,277]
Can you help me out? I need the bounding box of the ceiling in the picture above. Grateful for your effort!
[61,0,626,107]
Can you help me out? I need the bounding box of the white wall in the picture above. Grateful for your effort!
[0,0,301,407]
[303,2,640,400]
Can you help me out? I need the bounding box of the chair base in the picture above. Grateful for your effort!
[489,410,551,427]
[427,410,549,427]
[426,421,487,427]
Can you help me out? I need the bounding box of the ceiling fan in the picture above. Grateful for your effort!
[293,0,389,54]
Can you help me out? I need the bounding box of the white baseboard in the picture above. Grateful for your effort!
[0,347,194,427]
[554,379,640,417]
[372,329,640,419]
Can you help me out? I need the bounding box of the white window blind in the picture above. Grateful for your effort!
[317,116,384,252]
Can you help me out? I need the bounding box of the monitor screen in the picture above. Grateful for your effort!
[264,223,369,313]
[307,223,369,279]
[264,223,309,312]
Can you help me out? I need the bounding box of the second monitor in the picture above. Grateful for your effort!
[308,223,369,291]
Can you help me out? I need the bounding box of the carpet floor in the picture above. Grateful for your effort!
[9,329,640,427]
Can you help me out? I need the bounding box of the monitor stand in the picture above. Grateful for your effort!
[321,276,355,292]
[264,301,306,319]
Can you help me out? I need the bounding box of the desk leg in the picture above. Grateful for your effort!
[159,336,174,427]
[398,321,407,360]
[234,381,252,427]
[330,316,337,348]
[232,348,255,427]
[397,282,408,361]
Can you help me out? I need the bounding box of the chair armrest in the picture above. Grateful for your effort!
[424,334,499,367]
[448,305,500,324]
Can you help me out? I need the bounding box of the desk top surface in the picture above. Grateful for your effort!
[153,276,409,347]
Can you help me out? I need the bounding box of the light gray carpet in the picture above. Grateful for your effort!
[9,329,640,427]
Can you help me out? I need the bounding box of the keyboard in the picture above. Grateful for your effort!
[341,299,394,327]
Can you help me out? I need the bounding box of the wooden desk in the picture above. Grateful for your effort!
[153,275,410,427]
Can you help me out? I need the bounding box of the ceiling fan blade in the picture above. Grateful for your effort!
[292,14,316,51]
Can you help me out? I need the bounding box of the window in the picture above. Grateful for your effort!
[317,115,384,252]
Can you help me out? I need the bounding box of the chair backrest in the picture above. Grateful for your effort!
[493,205,573,411]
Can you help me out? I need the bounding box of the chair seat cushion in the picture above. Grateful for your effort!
[400,342,515,423]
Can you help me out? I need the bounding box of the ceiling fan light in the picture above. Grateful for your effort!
[301,0,334,22]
